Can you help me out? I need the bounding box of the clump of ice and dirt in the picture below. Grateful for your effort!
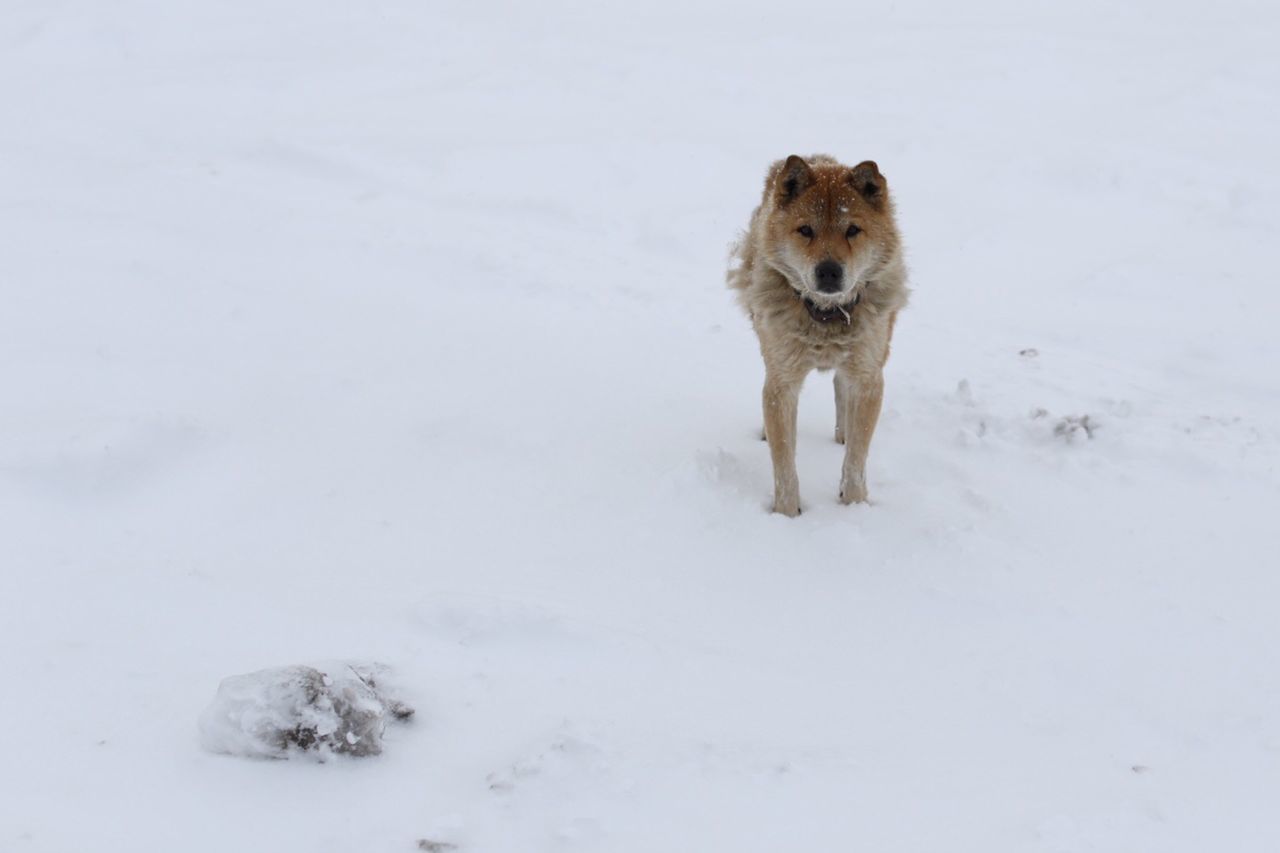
[199,662,413,760]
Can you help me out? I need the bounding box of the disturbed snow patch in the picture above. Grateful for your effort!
[199,662,413,760]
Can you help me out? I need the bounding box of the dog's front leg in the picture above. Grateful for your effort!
[763,371,803,516]
[838,370,884,505]
[834,374,850,444]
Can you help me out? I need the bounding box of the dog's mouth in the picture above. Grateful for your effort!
[801,290,860,324]
[804,283,860,305]
[796,276,873,324]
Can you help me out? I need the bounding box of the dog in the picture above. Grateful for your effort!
[728,154,908,516]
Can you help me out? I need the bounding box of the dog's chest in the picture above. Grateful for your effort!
[773,312,867,369]
[804,327,862,369]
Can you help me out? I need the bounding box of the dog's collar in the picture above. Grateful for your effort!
[801,291,860,324]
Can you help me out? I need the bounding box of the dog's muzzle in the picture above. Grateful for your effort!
[802,291,860,324]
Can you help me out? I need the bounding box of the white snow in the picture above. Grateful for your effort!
[2,1,1279,851]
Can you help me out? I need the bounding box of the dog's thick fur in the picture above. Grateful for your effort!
[728,154,908,516]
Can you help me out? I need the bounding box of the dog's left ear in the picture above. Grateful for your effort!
[849,161,887,209]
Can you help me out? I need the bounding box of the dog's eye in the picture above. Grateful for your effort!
[797,225,814,238]
[846,224,862,238]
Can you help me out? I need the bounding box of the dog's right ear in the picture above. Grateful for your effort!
[774,155,813,205]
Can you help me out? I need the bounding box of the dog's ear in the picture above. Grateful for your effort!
[775,155,813,205]
[849,160,886,208]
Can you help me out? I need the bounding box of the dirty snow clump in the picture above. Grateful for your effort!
[199,661,413,760]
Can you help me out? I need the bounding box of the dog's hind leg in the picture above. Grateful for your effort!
[834,374,850,444]
[837,369,884,505]
[763,369,804,516]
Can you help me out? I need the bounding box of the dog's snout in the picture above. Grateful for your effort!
[814,260,844,293]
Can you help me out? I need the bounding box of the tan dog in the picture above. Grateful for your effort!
[728,154,909,516]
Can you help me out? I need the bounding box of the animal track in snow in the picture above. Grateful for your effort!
[486,730,610,794]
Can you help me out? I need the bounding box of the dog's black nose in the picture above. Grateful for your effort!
[814,260,844,292]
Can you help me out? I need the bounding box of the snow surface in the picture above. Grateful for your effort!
[2,1,1279,851]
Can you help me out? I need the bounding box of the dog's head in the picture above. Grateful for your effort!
[762,155,895,306]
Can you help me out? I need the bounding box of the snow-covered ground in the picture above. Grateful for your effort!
[3,2,1279,851]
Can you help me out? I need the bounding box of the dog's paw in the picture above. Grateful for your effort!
[834,427,846,445]
[772,496,802,517]
[839,473,868,505]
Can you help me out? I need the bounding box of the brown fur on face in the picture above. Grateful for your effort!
[763,155,899,307]
[728,154,909,516]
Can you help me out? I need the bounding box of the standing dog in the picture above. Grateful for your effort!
[728,155,908,516]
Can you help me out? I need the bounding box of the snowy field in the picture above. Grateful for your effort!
[3,1,1279,851]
